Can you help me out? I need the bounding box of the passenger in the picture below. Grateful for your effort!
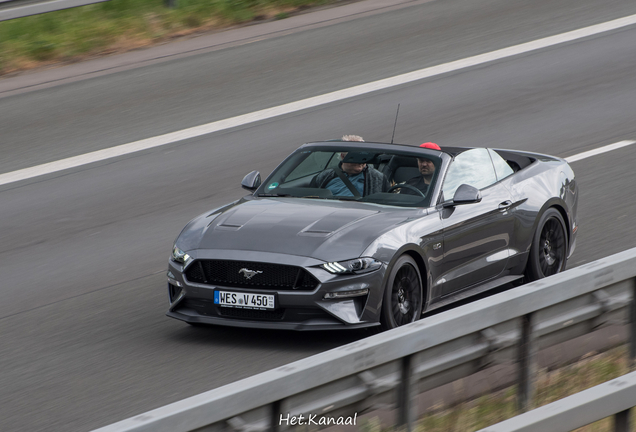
[400,142,441,195]
[310,135,390,197]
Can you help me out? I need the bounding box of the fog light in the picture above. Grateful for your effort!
[323,288,369,299]
[167,271,183,287]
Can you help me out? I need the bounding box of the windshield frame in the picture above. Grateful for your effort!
[255,141,450,208]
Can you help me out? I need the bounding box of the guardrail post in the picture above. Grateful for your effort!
[630,279,636,371]
[614,409,630,432]
[270,400,282,432]
[517,313,537,412]
[397,354,416,431]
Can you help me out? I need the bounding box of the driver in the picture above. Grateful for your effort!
[399,142,440,196]
[310,135,390,197]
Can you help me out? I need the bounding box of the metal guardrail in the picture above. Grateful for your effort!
[479,370,636,432]
[93,247,636,432]
[0,0,109,21]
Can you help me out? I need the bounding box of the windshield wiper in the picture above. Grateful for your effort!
[257,193,292,197]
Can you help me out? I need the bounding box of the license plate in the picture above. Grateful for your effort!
[214,291,275,310]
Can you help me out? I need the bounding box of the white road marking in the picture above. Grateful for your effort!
[564,140,636,163]
[2,14,636,187]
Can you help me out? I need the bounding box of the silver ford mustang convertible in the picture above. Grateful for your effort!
[166,140,578,330]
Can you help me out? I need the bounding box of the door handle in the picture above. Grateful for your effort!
[498,200,513,210]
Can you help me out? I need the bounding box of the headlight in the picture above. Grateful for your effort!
[171,246,192,265]
[322,258,382,275]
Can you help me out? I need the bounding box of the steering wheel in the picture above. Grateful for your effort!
[387,183,426,198]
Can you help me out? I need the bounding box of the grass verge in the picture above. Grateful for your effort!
[359,345,631,432]
[0,0,339,76]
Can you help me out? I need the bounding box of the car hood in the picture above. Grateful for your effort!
[178,197,426,262]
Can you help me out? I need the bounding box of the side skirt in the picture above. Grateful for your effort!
[426,275,523,312]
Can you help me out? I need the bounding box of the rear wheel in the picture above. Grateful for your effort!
[380,255,423,330]
[526,208,568,281]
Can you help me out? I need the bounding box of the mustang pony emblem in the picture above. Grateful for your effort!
[239,268,263,279]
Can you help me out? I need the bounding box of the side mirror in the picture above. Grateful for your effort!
[241,171,261,191]
[451,184,482,205]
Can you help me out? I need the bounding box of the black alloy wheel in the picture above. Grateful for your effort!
[381,255,423,330]
[526,208,568,281]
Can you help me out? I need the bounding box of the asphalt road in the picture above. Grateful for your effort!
[1,0,636,430]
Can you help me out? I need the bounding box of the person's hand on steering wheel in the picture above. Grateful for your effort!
[387,183,426,198]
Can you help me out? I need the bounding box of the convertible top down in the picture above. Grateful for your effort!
[166,140,578,330]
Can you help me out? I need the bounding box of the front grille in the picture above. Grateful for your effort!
[184,260,319,290]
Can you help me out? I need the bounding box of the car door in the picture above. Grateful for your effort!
[439,148,516,296]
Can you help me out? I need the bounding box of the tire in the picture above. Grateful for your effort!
[525,208,568,281]
[380,255,424,331]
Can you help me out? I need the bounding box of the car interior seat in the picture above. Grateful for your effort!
[382,155,420,184]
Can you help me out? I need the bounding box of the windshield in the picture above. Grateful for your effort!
[257,147,442,208]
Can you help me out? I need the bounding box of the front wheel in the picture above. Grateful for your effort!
[380,255,424,330]
[525,208,568,281]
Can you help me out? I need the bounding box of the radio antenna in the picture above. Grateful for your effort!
[390,104,400,144]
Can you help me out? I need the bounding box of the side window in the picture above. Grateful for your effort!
[285,152,335,182]
[488,149,514,181]
[442,148,498,199]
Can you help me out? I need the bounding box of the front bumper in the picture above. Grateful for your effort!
[165,250,386,330]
